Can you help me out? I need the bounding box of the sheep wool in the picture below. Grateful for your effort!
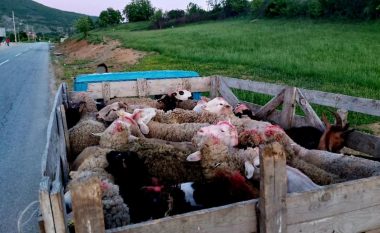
[69,120,106,156]
[153,109,221,124]
[146,121,209,142]
[71,146,112,171]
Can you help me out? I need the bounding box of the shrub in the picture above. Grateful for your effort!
[124,0,154,22]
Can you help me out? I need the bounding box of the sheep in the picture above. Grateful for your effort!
[233,103,258,120]
[145,170,259,218]
[105,151,168,223]
[69,120,106,157]
[96,102,128,124]
[153,108,220,124]
[67,177,130,229]
[71,146,112,171]
[68,92,107,157]
[146,121,209,142]
[157,90,194,112]
[107,97,160,108]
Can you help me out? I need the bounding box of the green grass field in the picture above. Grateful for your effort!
[87,18,380,127]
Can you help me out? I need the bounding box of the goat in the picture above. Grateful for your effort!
[285,111,353,153]
[157,90,193,112]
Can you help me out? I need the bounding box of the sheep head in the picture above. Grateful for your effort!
[203,97,233,116]
[192,121,239,149]
[96,102,128,123]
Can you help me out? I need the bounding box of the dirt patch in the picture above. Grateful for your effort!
[357,123,380,136]
[56,39,148,71]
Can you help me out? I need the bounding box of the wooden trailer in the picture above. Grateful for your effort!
[39,76,380,233]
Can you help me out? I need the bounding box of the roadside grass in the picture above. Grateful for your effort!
[87,18,380,128]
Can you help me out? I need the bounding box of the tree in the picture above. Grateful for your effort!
[124,0,154,22]
[223,0,250,16]
[186,2,206,15]
[150,9,165,29]
[167,9,185,19]
[75,17,92,37]
[98,8,123,27]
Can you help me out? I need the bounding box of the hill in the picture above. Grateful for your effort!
[0,0,93,33]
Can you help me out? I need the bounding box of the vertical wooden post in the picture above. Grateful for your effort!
[210,76,220,98]
[136,79,148,97]
[71,177,105,233]
[39,176,55,233]
[259,142,287,233]
[60,105,72,163]
[102,82,111,103]
[51,181,68,233]
[280,87,297,129]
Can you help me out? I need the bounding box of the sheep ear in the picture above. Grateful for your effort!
[92,132,102,138]
[79,102,85,113]
[139,123,150,135]
[186,151,202,162]
[244,161,255,179]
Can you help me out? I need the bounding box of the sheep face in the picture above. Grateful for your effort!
[203,97,233,115]
[193,97,210,113]
[173,90,193,101]
[97,102,128,123]
[192,121,238,149]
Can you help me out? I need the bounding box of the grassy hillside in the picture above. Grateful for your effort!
[88,19,380,125]
[0,0,91,33]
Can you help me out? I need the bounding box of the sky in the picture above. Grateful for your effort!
[33,0,209,16]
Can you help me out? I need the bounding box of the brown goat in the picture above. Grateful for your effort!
[317,111,354,153]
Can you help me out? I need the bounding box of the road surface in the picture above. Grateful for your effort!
[0,43,53,233]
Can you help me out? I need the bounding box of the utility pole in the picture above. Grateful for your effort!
[12,11,17,42]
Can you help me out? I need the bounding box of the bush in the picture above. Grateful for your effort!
[98,8,123,27]
[75,17,92,38]
[167,9,185,19]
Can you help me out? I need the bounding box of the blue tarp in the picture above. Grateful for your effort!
[74,70,200,92]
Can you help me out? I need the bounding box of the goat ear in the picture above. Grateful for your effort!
[322,113,331,128]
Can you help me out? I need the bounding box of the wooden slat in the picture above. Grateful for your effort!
[51,181,68,233]
[210,76,220,98]
[39,176,55,233]
[286,175,380,225]
[218,79,239,107]
[106,200,258,233]
[71,177,105,233]
[221,77,284,96]
[39,215,46,233]
[280,87,297,129]
[254,90,285,120]
[87,77,211,99]
[296,89,325,131]
[56,106,69,185]
[288,204,380,233]
[60,105,72,162]
[259,142,287,233]
[222,76,380,116]
[299,87,380,117]
[366,228,380,233]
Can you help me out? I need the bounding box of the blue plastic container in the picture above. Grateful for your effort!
[74,70,202,99]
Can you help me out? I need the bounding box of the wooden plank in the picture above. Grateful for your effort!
[71,177,105,233]
[56,106,69,185]
[254,89,285,120]
[259,142,287,233]
[39,176,55,233]
[296,89,325,131]
[218,79,239,107]
[42,84,64,178]
[136,79,148,97]
[210,76,220,98]
[222,76,380,116]
[87,77,211,99]
[221,77,284,96]
[299,87,380,117]
[39,215,46,233]
[366,228,380,233]
[280,87,297,129]
[286,175,380,225]
[106,200,258,233]
[102,82,111,102]
[51,181,68,233]
[60,105,72,163]
[345,131,380,157]
[288,204,380,233]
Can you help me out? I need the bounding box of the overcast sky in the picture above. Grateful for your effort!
[33,0,209,16]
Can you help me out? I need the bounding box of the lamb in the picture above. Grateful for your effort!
[157,90,193,112]
[233,103,257,120]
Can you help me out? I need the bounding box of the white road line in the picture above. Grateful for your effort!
[15,53,22,57]
[0,59,9,66]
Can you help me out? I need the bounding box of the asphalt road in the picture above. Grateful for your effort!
[0,43,53,233]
